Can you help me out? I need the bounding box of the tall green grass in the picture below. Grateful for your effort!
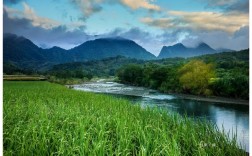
[3,81,246,155]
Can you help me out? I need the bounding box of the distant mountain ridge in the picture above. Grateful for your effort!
[158,42,218,58]
[4,33,237,70]
[4,33,46,69]
[70,37,155,61]
[3,33,155,69]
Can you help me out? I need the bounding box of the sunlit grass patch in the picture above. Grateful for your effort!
[3,75,46,81]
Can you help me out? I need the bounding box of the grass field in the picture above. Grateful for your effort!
[3,81,246,155]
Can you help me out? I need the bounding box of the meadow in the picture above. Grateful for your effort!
[3,81,246,155]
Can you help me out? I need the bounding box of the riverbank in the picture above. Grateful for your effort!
[173,93,249,106]
[115,78,249,106]
[4,81,246,155]
[72,79,249,106]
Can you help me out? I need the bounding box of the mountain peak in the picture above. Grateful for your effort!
[197,42,211,48]
[3,33,27,41]
[50,46,66,50]
[70,36,155,60]
[158,42,216,58]
[173,43,186,48]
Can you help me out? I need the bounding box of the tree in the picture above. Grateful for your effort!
[210,73,249,99]
[178,60,215,95]
[159,67,181,92]
[116,64,143,85]
[141,63,157,87]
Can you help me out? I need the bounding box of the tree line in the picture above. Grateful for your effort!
[116,58,248,100]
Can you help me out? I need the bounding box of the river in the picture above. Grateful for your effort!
[71,80,249,152]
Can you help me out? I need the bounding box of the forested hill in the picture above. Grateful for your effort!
[45,49,248,78]
[5,49,248,76]
[116,49,249,100]
[48,56,145,77]
[4,48,249,100]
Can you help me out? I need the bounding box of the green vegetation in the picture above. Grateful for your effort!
[4,81,245,155]
[4,50,249,98]
[178,60,215,95]
[3,62,37,75]
[44,56,144,84]
[117,49,249,99]
[47,56,144,77]
[46,69,93,85]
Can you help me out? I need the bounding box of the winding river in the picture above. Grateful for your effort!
[71,80,249,152]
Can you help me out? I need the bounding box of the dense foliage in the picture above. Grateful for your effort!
[178,60,215,95]
[117,49,249,99]
[3,62,38,75]
[4,81,245,155]
[48,56,144,77]
[4,49,249,99]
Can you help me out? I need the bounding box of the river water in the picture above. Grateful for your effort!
[72,80,249,152]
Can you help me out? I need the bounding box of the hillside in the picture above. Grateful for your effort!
[71,37,156,61]
[116,49,249,99]
[47,49,248,78]
[48,56,145,77]
[3,34,47,69]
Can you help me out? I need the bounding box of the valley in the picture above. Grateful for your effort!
[3,34,249,155]
[3,0,249,155]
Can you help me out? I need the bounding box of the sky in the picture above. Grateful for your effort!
[3,0,249,56]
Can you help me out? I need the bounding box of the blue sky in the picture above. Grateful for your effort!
[3,0,249,55]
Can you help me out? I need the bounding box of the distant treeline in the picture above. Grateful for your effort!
[116,50,249,100]
[4,49,249,99]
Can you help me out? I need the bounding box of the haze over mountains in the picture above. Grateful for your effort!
[158,43,219,58]
[4,33,236,69]
[4,33,155,68]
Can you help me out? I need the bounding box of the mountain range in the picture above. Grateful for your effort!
[4,34,155,69]
[4,33,235,69]
[158,43,219,58]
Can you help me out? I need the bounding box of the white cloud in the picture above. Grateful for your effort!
[120,0,160,11]
[70,0,104,19]
[140,17,174,28]
[141,11,248,33]
[4,3,60,29]
[4,3,87,31]
[70,0,161,20]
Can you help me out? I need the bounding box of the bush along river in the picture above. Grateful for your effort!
[71,80,249,152]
